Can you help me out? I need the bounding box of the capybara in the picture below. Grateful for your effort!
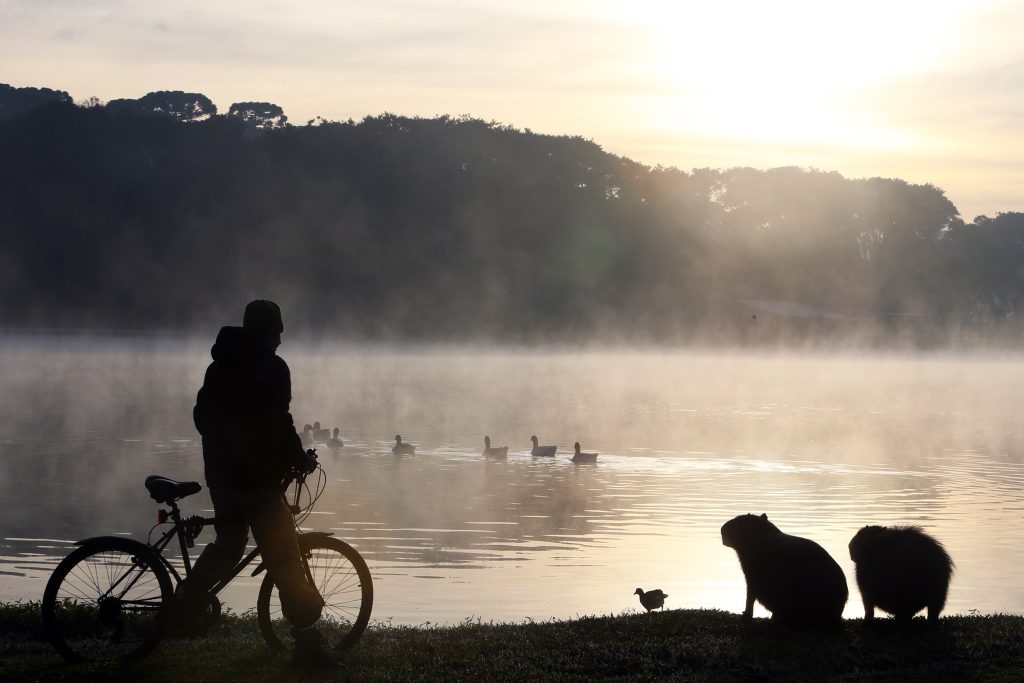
[849,525,953,624]
[721,513,848,628]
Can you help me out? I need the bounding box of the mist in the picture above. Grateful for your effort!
[3,336,1024,622]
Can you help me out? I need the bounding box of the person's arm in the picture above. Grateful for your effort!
[193,365,217,436]
[266,357,308,468]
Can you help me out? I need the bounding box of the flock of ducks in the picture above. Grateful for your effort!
[388,434,599,462]
[300,421,345,449]
[301,426,600,463]
[528,435,598,463]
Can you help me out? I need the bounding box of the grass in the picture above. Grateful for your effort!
[2,601,1023,682]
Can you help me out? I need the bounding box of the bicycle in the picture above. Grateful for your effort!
[41,451,373,663]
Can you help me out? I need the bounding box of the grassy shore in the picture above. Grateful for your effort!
[2,602,1022,682]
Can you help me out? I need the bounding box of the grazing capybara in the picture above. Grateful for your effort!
[849,525,953,624]
[721,513,848,628]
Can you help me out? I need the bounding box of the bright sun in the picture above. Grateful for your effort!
[632,0,968,148]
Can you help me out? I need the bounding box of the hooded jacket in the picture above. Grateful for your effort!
[193,326,304,490]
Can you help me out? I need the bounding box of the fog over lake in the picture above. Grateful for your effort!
[2,336,1023,624]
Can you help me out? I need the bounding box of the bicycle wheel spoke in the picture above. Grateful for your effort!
[258,536,372,652]
[43,540,171,663]
[61,569,99,602]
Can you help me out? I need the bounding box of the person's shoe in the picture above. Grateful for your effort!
[164,598,208,639]
[291,637,343,670]
[290,627,342,670]
[165,616,207,638]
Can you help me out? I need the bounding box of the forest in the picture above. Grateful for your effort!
[2,84,1022,346]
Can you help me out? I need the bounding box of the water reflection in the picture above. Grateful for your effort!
[1,339,1024,623]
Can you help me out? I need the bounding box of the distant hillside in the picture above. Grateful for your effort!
[2,86,1023,346]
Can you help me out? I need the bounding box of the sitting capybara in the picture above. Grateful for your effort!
[722,513,848,628]
[849,525,953,624]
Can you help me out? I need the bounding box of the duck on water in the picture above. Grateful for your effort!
[393,435,416,454]
[483,436,508,458]
[572,442,598,463]
[530,435,557,457]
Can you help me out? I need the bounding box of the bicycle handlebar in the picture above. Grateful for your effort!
[282,448,318,489]
[284,449,324,519]
[296,448,319,476]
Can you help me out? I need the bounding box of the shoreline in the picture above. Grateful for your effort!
[3,602,1023,681]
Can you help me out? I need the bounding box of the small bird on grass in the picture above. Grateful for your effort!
[634,587,668,612]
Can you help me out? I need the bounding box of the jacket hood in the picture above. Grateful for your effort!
[210,326,274,367]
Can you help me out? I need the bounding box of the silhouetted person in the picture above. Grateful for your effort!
[177,300,338,669]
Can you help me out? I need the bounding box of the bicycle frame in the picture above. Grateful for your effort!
[145,502,267,596]
[64,466,324,605]
[144,471,319,595]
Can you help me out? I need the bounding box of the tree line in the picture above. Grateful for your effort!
[1,84,1022,346]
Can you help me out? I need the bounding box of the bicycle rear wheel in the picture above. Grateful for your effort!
[42,537,173,662]
[257,534,373,652]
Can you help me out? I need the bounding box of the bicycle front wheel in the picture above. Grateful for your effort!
[257,534,373,652]
[42,537,173,662]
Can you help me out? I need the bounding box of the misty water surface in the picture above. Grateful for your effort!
[2,336,1023,624]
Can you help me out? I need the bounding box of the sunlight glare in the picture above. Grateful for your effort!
[633,0,968,147]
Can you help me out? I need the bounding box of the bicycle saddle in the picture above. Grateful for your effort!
[145,475,202,504]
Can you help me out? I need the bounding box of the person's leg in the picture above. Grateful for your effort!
[246,492,338,669]
[173,489,249,626]
[245,492,324,628]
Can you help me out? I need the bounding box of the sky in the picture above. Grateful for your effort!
[2,0,1023,220]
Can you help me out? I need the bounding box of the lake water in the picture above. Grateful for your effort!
[2,336,1023,624]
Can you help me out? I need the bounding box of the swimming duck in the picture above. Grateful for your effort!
[328,427,344,449]
[530,435,557,457]
[313,421,331,442]
[572,442,598,463]
[482,436,508,458]
[393,435,415,454]
[634,587,668,612]
[299,424,314,447]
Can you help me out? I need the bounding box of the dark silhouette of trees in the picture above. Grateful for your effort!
[0,84,72,120]
[0,85,1021,347]
[227,102,288,135]
[107,91,217,122]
